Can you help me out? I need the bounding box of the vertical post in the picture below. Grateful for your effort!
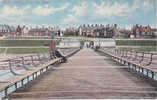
[152,71,154,80]
[35,72,37,77]
[123,61,126,65]
[40,69,43,74]
[134,65,136,71]
[32,73,35,80]
[5,86,9,98]
[8,60,12,73]
[21,57,25,66]
[128,62,130,69]
[147,70,149,77]
[139,52,144,63]
[132,51,137,61]
[37,54,42,64]
[21,79,24,86]
[139,67,141,73]
[37,54,41,61]
[147,53,153,66]
[138,66,140,73]
[15,82,17,89]
[125,50,128,58]
[46,66,48,71]
[27,76,29,83]
[31,55,35,65]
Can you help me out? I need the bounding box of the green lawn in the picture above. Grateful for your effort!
[0,48,5,53]
[9,36,51,40]
[117,46,157,52]
[116,40,157,46]
[7,48,50,54]
[0,40,59,47]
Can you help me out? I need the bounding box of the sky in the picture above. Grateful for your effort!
[0,0,156,28]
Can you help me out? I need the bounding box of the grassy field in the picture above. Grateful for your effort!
[0,48,5,53]
[117,46,157,52]
[8,36,51,40]
[0,40,60,47]
[6,48,50,54]
[115,40,157,46]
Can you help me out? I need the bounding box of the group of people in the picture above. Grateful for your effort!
[52,49,67,63]
[85,41,94,48]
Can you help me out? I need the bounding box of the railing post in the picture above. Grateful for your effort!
[147,70,149,77]
[15,82,17,89]
[27,76,29,83]
[146,53,153,66]
[128,62,130,69]
[21,57,29,70]
[21,57,25,66]
[32,73,35,80]
[40,69,43,74]
[45,66,48,71]
[30,55,35,65]
[125,50,128,58]
[8,60,12,72]
[21,79,24,86]
[8,60,17,75]
[152,71,154,80]
[132,51,137,61]
[37,54,41,61]
[5,86,9,98]
[139,52,144,63]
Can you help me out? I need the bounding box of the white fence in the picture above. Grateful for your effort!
[94,38,116,47]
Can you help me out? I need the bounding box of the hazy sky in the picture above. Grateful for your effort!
[0,0,156,27]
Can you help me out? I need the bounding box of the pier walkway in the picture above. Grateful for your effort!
[10,48,157,99]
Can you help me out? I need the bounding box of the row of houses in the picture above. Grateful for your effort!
[0,24,61,37]
[0,25,16,36]
[71,24,156,38]
[131,24,155,38]
[78,24,118,38]
[1,24,156,38]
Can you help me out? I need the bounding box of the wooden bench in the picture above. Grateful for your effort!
[98,48,157,81]
[0,48,80,99]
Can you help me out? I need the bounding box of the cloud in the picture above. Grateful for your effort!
[62,14,78,24]
[143,0,154,11]
[0,0,155,25]
[70,0,155,19]
[32,4,69,16]
[0,5,30,17]
[71,2,88,16]
[93,0,139,17]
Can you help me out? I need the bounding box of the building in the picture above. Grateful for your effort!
[22,26,30,36]
[132,25,153,38]
[0,25,10,36]
[78,24,118,38]
[28,28,50,36]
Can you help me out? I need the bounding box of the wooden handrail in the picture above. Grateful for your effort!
[98,48,157,80]
[0,48,81,99]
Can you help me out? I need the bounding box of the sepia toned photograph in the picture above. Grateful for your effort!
[0,0,157,99]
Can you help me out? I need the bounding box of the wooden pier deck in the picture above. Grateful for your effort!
[10,48,157,99]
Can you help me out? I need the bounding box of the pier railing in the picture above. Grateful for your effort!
[98,47,157,81]
[0,47,80,99]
